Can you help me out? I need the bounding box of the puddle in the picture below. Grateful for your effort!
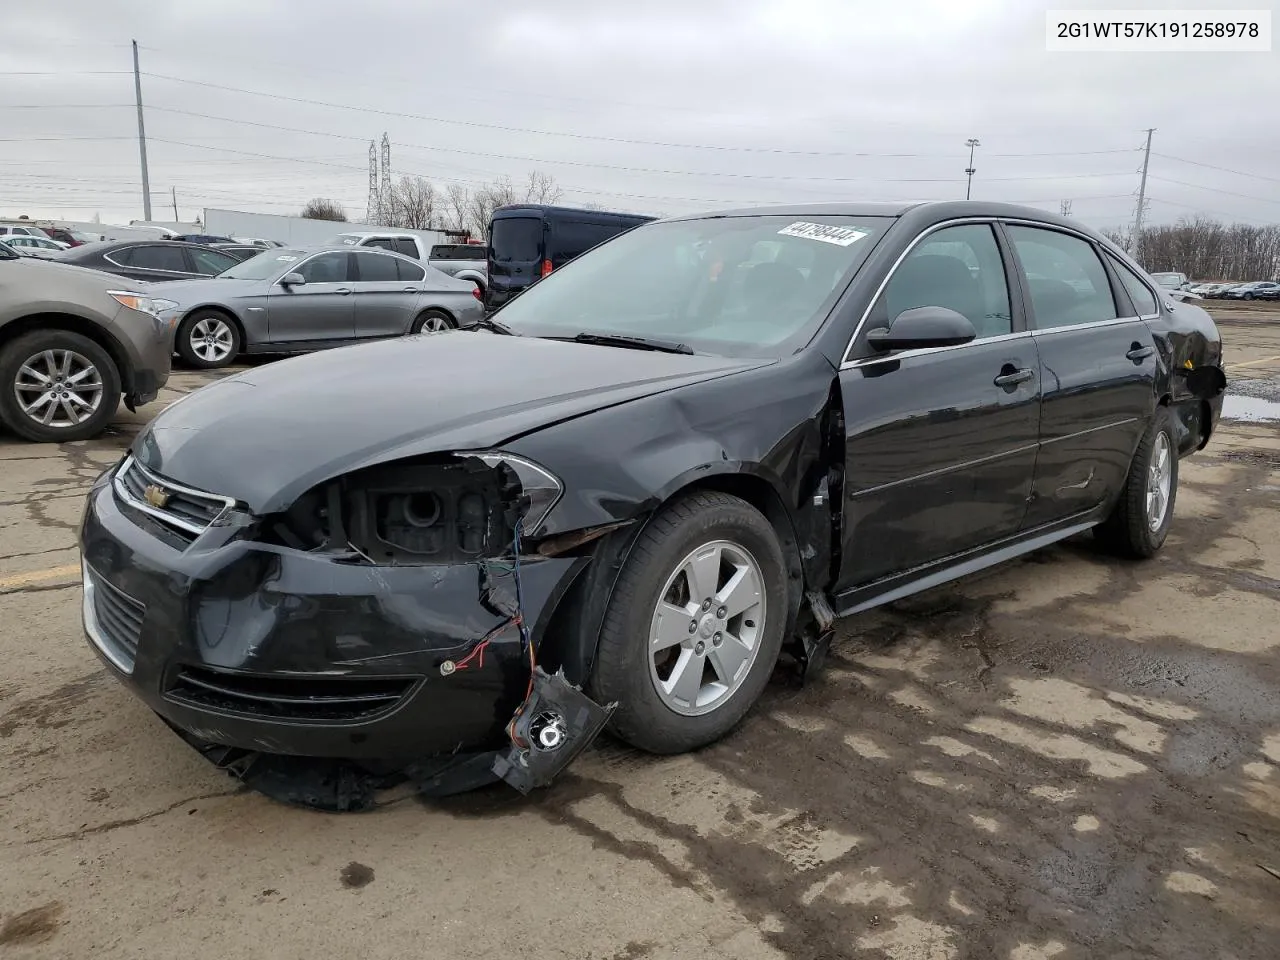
[1221,395,1280,423]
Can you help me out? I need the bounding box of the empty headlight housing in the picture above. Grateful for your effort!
[254,451,562,563]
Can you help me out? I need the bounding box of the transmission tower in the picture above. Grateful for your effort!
[380,134,392,225]
[367,140,379,224]
[1060,200,1073,218]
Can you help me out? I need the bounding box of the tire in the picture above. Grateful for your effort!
[1094,406,1178,559]
[411,309,455,334]
[0,329,121,442]
[176,309,241,369]
[1243,293,1255,301]
[588,490,789,754]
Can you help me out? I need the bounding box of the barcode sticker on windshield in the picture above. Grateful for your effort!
[778,222,868,246]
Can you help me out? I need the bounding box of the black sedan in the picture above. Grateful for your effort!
[78,201,1226,806]
[57,239,241,283]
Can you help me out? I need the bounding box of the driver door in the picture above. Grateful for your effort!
[265,251,356,344]
[834,222,1041,594]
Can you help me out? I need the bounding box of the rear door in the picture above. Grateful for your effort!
[265,251,355,344]
[1004,223,1158,527]
[352,250,418,337]
[835,221,1041,592]
[487,215,544,309]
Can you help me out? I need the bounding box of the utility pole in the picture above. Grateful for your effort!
[964,138,981,200]
[1133,128,1154,260]
[171,187,178,221]
[132,40,152,221]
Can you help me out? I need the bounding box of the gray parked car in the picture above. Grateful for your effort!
[427,243,487,294]
[0,243,174,442]
[149,246,486,369]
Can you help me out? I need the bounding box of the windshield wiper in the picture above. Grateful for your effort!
[470,315,518,335]
[559,332,694,355]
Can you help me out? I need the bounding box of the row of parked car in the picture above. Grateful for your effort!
[1149,271,1280,301]
[0,204,652,442]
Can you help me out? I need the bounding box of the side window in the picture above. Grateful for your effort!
[393,238,419,258]
[1106,254,1159,317]
[363,237,395,251]
[297,252,351,283]
[396,259,425,282]
[354,251,399,282]
[190,248,238,276]
[1007,226,1118,330]
[108,246,135,265]
[880,224,1012,339]
[130,244,189,273]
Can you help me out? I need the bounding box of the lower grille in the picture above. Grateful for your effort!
[84,565,146,673]
[167,666,417,723]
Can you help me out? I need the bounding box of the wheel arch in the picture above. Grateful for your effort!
[534,465,807,688]
[180,304,246,347]
[0,312,132,391]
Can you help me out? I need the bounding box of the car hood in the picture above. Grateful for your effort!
[133,331,771,513]
[147,278,264,302]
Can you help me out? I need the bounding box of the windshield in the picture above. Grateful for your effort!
[218,249,306,279]
[492,215,890,357]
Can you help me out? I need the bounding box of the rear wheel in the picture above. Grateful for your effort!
[176,310,240,369]
[1095,406,1178,559]
[0,330,121,442]
[588,491,789,754]
[411,309,455,334]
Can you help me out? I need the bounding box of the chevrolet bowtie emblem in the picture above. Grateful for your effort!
[143,484,171,509]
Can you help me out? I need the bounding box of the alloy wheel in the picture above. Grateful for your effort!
[190,316,235,363]
[648,539,766,717]
[1146,431,1172,531]
[13,348,104,429]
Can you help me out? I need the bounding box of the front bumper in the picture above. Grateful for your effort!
[78,467,583,761]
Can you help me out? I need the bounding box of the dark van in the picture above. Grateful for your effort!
[486,204,654,310]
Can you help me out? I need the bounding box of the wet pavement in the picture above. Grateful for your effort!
[2,316,1279,959]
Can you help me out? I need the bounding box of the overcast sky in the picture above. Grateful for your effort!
[2,0,1277,230]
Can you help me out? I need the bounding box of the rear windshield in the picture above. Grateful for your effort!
[490,217,543,262]
[493,214,890,358]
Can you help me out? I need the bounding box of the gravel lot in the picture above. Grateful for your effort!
[3,313,1279,960]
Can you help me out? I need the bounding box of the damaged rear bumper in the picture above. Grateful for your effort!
[78,470,588,764]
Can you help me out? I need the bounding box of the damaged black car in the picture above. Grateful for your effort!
[78,201,1225,806]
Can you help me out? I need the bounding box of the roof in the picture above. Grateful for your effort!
[492,203,655,220]
[662,200,1091,232]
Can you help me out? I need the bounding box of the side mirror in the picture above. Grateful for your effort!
[866,306,977,352]
[280,272,305,287]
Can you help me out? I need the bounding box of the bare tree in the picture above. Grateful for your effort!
[466,176,517,238]
[383,176,438,229]
[1133,218,1280,280]
[442,184,471,235]
[523,170,563,205]
[300,197,348,222]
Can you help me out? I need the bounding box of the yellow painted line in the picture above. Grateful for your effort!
[1228,353,1280,369]
[0,563,80,590]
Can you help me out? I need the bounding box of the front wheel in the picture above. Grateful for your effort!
[1243,293,1255,301]
[0,330,121,442]
[588,491,789,754]
[1095,407,1178,559]
[176,310,240,369]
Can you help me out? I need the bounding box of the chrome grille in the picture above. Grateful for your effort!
[113,455,235,543]
[83,563,146,673]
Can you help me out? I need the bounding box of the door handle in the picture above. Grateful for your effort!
[1126,343,1154,363]
[334,287,352,295]
[994,365,1034,390]
[402,287,418,292]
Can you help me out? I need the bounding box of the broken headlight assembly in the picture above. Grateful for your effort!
[255,451,563,563]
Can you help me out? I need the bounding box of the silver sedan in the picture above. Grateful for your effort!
[148,245,485,369]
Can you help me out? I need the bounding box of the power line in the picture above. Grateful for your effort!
[1152,152,1280,186]
[141,105,1135,185]
[1145,196,1277,225]
[1147,174,1280,207]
